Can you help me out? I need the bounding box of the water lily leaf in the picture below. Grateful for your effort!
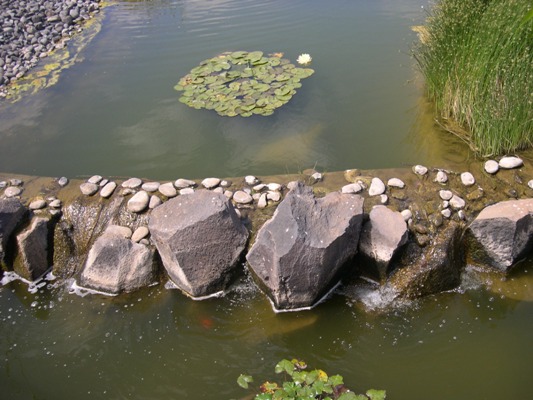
[231,51,247,59]
[247,51,264,62]
[174,84,185,91]
[366,389,387,400]
[237,374,253,389]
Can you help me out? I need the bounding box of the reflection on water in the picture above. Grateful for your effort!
[0,0,476,180]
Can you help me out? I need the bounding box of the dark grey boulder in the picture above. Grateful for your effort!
[0,198,28,268]
[385,221,464,299]
[359,205,408,278]
[14,217,52,281]
[466,199,533,272]
[148,190,249,298]
[78,226,159,294]
[246,182,364,310]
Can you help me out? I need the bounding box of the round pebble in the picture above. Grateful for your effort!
[57,177,69,187]
[0,181,6,189]
[369,177,386,196]
[380,194,388,204]
[311,172,323,182]
[253,184,266,192]
[132,227,149,243]
[257,193,268,208]
[245,175,259,185]
[88,175,102,184]
[413,165,428,175]
[174,178,196,189]
[401,209,412,221]
[127,191,150,213]
[142,182,160,192]
[10,179,22,186]
[449,195,466,210]
[341,183,362,194]
[100,181,117,198]
[80,182,99,196]
[267,191,282,202]
[233,190,253,204]
[106,225,133,239]
[484,160,499,174]
[387,178,405,189]
[29,199,46,210]
[439,190,453,200]
[220,180,231,188]
[435,170,448,184]
[441,209,451,218]
[149,195,163,209]
[159,182,177,198]
[179,188,195,195]
[460,172,476,186]
[528,180,533,189]
[49,199,62,208]
[202,177,221,189]
[4,186,22,197]
[122,177,143,189]
[267,183,282,191]
[499,156,523,169]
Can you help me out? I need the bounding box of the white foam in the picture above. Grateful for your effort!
[68,280,118,297]
[164,279,225,300]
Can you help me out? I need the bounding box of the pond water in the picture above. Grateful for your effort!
[0,0,470,181]
[1,1,532,399]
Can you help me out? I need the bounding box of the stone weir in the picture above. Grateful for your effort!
[1,156,533,311]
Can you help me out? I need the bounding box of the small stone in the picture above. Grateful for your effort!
[122,177,143,189]
[80,182,99,196]
[99,179,109,187]
[460,172,476,186]
[49,199,62,208]
[202,177,221,189]
[413,165,428,175]
[149,195,163,209]
[401,209,412,221]
[127,191,150,213]
[380,194,388,204]
[174,178,196,189]
[252,193,261,201]
[435,170,448,184]
[439,190,453,200]
[449,195,466,210]
[341,183,363,194]
[224,190,233,199]
[528,180,533,189]
[121,188,136,196]
[311,172,323,182]
[245,175,259,185]
[10,179,23,186]
[142,182,160,192]
[429,213,443,228]
[50,209,62,217]
[213,187,224,194]
[158,182,177,198]
[106,225,133,239]
[387,178,405,188]
[243,188,252,195]
[233,190,253,204]
[179,188,195,195]
[267,183,282,191]
[4,186,22,198]
[287,181,299,190]
[499,156,523,169]
[88,175,102,184]
[29,199,46,210]
[267,191,282,202]
[0,181,6,189]
[220,180,231,188]
[139,239,150,246]
[457,210,466,220]
[484,160,499,174]
[369,177,386,196]
[442,201,449,209]
[257,193,268,208]
[100,181,117,198]
[253,184,266,192]
[57,177,69,187]
[441,208,451,218]
[132,227,149,243]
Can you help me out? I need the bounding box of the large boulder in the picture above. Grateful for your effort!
[148,190,249,298]
[466,199,533,272]
[0,198,28,269]
[78,225,159,294]
[359,205,409,279]
[14,217,52,281]
[385,221,464,299]
[246,182,364,310]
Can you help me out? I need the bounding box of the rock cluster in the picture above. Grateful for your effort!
[0,0,101,94]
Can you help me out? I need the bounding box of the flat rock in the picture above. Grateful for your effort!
[359,205,409,278]
[127,191,150,213]
[100,181,117,198]
[49,199,62,208]
[174,179,196,189]
[132,226,149,243]
[368,177,386,196]
[88,175,102,184]
[466,199,533,272]
[460,172,475,186]
[267,183,282,191]
[484,160,499,174]
[29,199,47,210]
[142,182,160,192]
[233,190,253,204]
[122,177,143,189]
[387,178,405,189]
[267,191,282,202]
[246,181,364,310]
[499,156,523,169]
[201,177,220,189]
[245,175,259,185]
[78,227,158,294]
[159,182,177,198]
[80,182,99,196]
[148,190,249,298]
[341,183,363,194]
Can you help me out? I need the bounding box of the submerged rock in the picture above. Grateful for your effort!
[246,182,364,310]
[148,190,249,298]
[466,199,533,272]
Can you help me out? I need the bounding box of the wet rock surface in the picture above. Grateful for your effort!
[0,197,28,268]
[246,182,364,310]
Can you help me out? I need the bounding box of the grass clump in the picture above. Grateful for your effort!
[414,0,533,156]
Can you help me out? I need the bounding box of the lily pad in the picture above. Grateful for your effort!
[175,50,315,117]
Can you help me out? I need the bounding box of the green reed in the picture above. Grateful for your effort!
[414,0,533,156]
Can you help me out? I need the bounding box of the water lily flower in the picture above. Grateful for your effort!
[297,53,312,65]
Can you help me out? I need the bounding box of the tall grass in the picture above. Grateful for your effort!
[414,0,533,156]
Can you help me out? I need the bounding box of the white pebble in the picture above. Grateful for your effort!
[441,209,451,218]
[439,190,453,200]
[460,172,475,186]
[499,156,523,169]
[341,183,362,194]
[484,160,499,174]
[387,178,405,188]
[368,177,386,196]
[413,165,428,175]
[401,209,412,221]
[435,170,448,184]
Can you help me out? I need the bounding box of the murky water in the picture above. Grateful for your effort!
[1,265,532,400]
[0,0,470,180]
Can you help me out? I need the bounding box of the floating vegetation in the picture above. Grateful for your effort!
[174,51,314,117]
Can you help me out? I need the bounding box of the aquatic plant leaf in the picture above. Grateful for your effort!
[366,389,387,400]
[237,374,253,389]
[337,393,367,400]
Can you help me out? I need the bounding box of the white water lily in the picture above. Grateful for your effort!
[297,53,312,65]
